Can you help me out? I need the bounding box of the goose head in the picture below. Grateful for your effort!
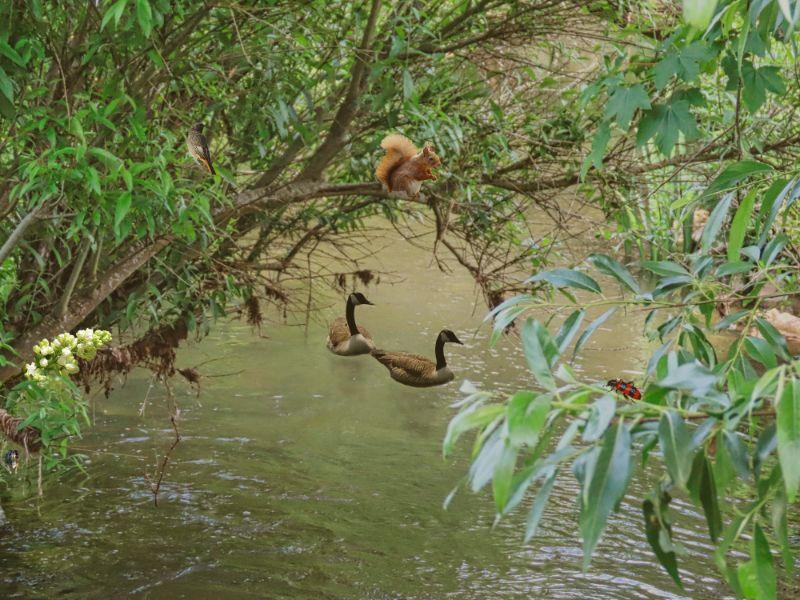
[438,329,463,345]
[349,292,374,306]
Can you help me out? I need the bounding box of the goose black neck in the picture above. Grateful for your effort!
[435,336,447,370]
[345,297,359,336]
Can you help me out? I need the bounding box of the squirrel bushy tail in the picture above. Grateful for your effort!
[375,134,418,190]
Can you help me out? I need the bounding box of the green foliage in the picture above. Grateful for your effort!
[683,0,720,30]
[654,42,716,90]
[776,378,800,502]
[604,84,651,129]
[528,268,601,295]
[578,423,632,570]
[446,167,800,596]
[637,99,701,156]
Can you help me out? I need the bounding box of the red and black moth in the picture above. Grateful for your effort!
[606,378,642,400]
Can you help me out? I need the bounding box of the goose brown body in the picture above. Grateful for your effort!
[370,350,453,387]
[371,329,463,387]
[327,318,372,347]
[326,293,375,356]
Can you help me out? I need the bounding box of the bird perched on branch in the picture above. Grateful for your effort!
[186,123,216,175]
[375,133,440,200]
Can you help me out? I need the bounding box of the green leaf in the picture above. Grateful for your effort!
[581,121,610,180]
[402,69,414,99]
[489,303,529,346]
[700,193,733,252]
[713,309,749,331]
[101,0,128,29]
[443,403,504,457]
[737,523,776,600]
[0,66,13,103]
[588,254,640,294]
[683,0,719,30]
[507,392,550,447]
[771,488,793,574]
[640,260,690,277]
[0,40,26,68]
[553,309,585,356]
[469,428,504,492]
[703,160,773,201]
[722,430,751,481]
[652,274,692,298]
[753,425,777,481]
[777,379,800,502]
[758,179,800,247]
[728,189,758,261]
[573,308,617,359]
[582,395,616,442]
[114,192,132,239]
[136,0,152,37]
[521,320,556,391]
[654,42,714,89]
[528,268,601,294]
[762,233,788,267]
[524,468,557,543]
[579,423,632,570]
[637,99,700,156]
[604,84,650,129]
[89,147,122,171]
[659,361,718,396]
[755,318,791,361]
[114,0,128,27]
[778,0,794,23]
[659,411,694,490]
[643,493,683,589]
[741,62,786,112]
[744,336,777,369]
[716,261,754,276]
[689,452,722,541]
[493,441,518,514]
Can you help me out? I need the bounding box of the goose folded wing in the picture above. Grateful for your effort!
[373,351,435,377]
[328,317,350,346]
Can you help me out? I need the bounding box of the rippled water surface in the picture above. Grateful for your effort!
[1,226,734,598]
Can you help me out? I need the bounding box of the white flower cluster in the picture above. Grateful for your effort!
[25,329,112,382]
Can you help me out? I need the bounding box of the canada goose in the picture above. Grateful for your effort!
[326,292,375,356]
[371,329,464,387]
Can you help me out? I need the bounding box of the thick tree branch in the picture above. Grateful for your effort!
[0,203,45,265]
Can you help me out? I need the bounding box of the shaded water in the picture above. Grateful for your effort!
[0,227,731,599]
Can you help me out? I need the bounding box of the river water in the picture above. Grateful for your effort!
[0,224,734,598]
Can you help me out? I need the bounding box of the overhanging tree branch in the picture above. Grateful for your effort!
[296,0,382,179]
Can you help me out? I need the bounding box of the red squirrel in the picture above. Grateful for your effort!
[375,134,441,200]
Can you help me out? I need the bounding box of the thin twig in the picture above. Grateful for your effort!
[147,415,181,507]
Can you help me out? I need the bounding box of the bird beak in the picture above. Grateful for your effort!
[365,300,375,306]
[453,335,464,345]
